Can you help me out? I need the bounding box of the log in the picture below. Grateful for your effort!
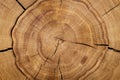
[12,0,120,80]
[1,0,120,80]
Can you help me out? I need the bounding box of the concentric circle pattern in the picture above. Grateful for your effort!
[12,0,109,80]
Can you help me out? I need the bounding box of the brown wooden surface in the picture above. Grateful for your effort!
[0,51,26,80]
[17,0,37,9]
[0,0,23,49]
[0,0,120,80]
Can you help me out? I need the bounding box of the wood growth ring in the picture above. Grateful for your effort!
[12,0,109,80]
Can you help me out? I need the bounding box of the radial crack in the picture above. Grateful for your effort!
[26,0,37,9]
[102,3,120,16]
[55,37,94,48]
[57,56,63,80]
[59,67,63,80]
[16,0,26,10]
[95,43,120,52]
[34,64,42,79]
[42,40,60,65]
[0,47,13,52]
[108,47,120,52]
[54,55,63,80]
[73,42,94,48]
[94,43,109,46]
[51,40,60,57]
[56,56,61,68]
[53,56,61,80]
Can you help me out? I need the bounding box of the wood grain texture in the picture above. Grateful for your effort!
[0,51,26,80]
[0,0,120,80]
[12,0,120,80]
[0,0,26,79]
[0,0,24,49]
[17,0,37,9]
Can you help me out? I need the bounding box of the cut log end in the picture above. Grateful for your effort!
[12,0,113,80]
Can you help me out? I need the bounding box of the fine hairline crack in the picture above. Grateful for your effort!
[52,38,120,53]
[59,67,63,80]
[102,3,120,16]
[34,64,42,79]
[57,56,63,80]
[55,37,94,48]
[42,40,61,65]
[51,40,60,57]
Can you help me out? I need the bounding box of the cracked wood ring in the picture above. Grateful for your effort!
[12,0,109,80]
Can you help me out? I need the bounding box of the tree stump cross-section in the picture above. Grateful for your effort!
[11,0,120,80]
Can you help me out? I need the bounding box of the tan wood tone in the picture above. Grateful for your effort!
[0,0,23,49]
[0,0,26,80]
[12,0,120,80]
[0,51,26,80]
[17,0,37,9]
[0,0,120,80]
